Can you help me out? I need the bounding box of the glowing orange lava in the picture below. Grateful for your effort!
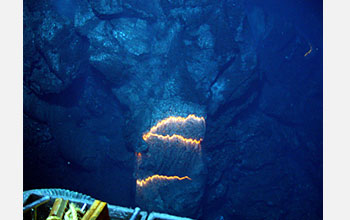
[136,152,142,164]
[148,114,205,134]
[304,43,312,57]
[143,133,202,145]
[136,174,192,187]
[143,114,205,145]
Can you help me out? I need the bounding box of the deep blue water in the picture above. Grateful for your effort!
[23,0,322,219]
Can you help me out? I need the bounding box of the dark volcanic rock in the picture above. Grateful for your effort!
[24,1,88,95]
[89,0,123,16]
[87,17,154,86]
[202,111,321,219]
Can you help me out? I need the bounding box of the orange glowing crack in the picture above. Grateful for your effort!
[143,114,205,145]
[135,152,142,164]
[148,114,205,134]
[143,133,202,145]
[136,174,191,187]
[304,43,312,57]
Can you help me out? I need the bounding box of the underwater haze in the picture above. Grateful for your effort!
[23,0,322,219]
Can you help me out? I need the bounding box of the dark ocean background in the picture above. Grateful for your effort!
[23,0,322,219]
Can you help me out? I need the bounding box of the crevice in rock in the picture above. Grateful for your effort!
[89,64,130,114]
[38,73,87,107]
[210,72,262,128]
[35,44,64,83]
[207,52,238,95]
[90,3,156,23]
[260,110,304,127]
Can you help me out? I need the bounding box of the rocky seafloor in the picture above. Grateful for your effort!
[24,0,322,219]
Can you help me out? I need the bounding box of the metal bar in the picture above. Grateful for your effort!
[23,196,51,213]
[147,212,194,220]
[33,208,37,220]
[81,203,87,212]
[129,207,141,220]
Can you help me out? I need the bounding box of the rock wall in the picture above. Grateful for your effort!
[24,0,322,219]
